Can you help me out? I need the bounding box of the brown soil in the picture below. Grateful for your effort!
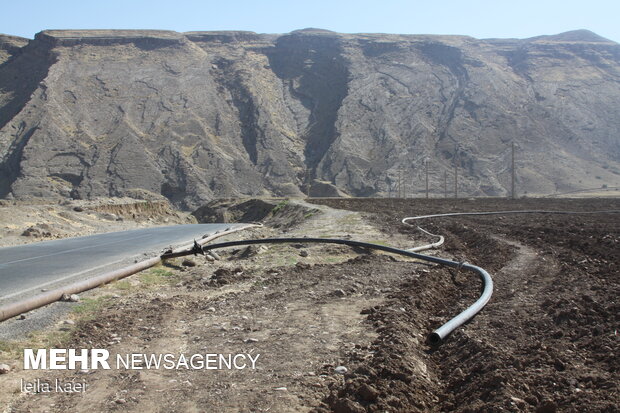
[311,198,619,412]
[1,197,618,412]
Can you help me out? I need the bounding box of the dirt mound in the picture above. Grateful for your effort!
[192,198,321,229]
[89,200,185,222]
[192,199,277,223]
[318,266,454,412]
[20,223,53,238]
[309,180,349,198]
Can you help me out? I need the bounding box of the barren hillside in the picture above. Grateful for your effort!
[1,29,619,207]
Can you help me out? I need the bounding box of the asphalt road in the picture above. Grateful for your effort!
[0,224,238,303]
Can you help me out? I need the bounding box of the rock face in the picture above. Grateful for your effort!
[1,28,619,208]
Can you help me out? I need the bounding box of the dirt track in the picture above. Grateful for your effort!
[1,198,618,412]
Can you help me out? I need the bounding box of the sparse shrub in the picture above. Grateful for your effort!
[272,200,289,215]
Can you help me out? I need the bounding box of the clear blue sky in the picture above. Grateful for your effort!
[2,0,619,43]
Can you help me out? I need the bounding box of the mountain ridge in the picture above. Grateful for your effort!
[0,29,619,208]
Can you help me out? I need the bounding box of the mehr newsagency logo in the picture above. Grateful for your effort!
[20,348,260,393]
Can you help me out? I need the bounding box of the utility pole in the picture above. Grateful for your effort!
[454,145,458,199]
[397,168,402,198]
[511,141,516,200]
[425,159,429,199]
[444,171,448,198]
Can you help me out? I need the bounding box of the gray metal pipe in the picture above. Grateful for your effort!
[428,262,493,343]
[407,226,444,252]
[402,209,620,224]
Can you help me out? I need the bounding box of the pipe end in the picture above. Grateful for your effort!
[428,332,442,345]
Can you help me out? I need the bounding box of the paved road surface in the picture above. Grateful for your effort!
[0,224,238,303]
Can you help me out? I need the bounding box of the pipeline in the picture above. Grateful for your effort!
[402,209,620,252]
[407,226,445,252]
[171,209,620,342]
[403,209,620,224]
[402,209,620,253]
[398,208,620,341]
[162,237,492,343]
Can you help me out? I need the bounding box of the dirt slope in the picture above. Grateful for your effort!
[0,197,194,247]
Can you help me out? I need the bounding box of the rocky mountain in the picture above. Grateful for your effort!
[1,28,619,208]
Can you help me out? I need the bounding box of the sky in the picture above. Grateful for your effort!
[2,0,619,43]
